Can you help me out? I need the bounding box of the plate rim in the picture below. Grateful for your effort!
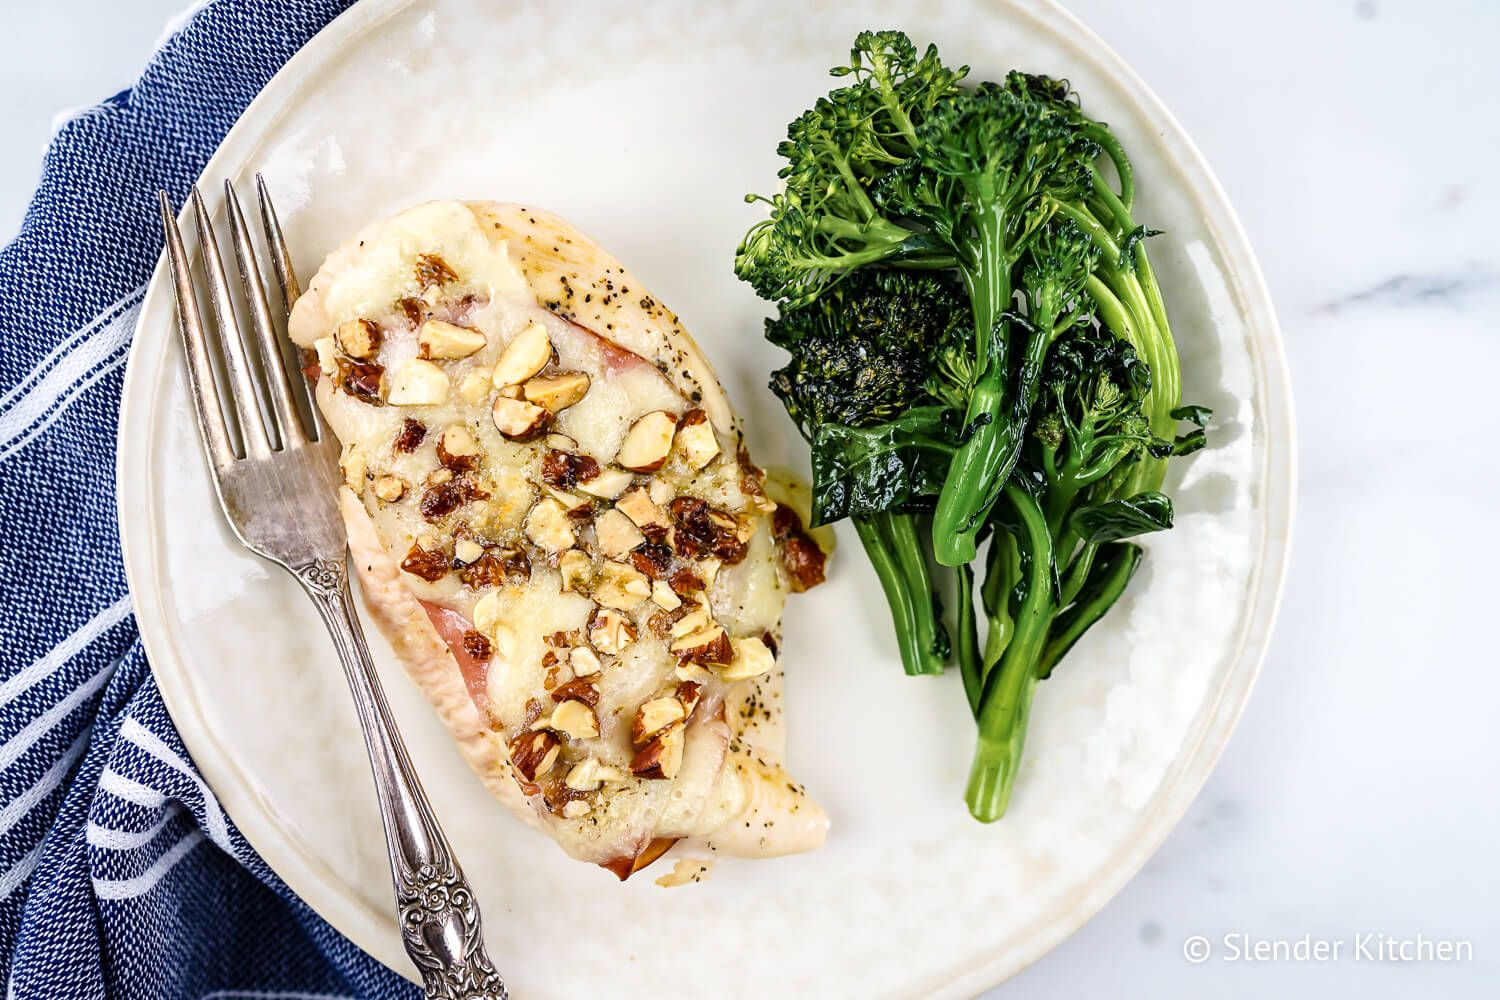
[115,0,1297,993]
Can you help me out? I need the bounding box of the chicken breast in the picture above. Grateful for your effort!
[288,201,829,875]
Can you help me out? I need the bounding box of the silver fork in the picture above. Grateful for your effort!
[158,178,505,1000]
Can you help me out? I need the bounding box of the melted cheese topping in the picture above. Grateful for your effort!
[290,201,809,865]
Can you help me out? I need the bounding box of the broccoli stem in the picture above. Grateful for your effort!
[965,482,1054,822]
[1059,541,1097,606]
[980,528,1017,672]
[931,200,1012,566]
[1051,198,1182,456]
[853,512,948,676]
[1081,124,1134,210]
[955,563,983,716]
[1039,543,1142,679]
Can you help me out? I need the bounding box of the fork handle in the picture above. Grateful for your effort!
[294,556,507,1000]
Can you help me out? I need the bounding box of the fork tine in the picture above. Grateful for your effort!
[256,176,336,449]
[191,185,273,457]
[255,174,337,449]
[255,173,301,308]
[225,179,308,446]
[160,192,236,470]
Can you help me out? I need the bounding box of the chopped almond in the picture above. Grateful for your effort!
[458,369,493,404]
[549,678,600,706]
[436,425,481,470]
[386,358,448,406]
[372,474,406,503]
[632,696,686,746]
[650,579,681,610]
[594,561,651,610]
[490,396,550,439]
[394,418,426,453]
[671,624,732,665]
[418,319,486,359]
[675,680,702,717]
[564,757,623,792]
[672,409,719,469]
[336,318,381,359]
[558,548,593,593]
[576,466,635,499]
[313,337,339,377]
[630,725,684,780]
[720,635,775,681]
[594,509,645,559]
[491,322,552,387]
[523,371,591,413]
[453,538,485,564]
[524,498,575,552]
[589,608,637,656]
[569,646,603,676]
[615,489,663,531]
[550,699,600,740]
[339,443,366,489]
[508,729,561,782]
[616,410,678,472]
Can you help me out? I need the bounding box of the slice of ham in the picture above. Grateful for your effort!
[566,316,649,375]
[420,601,490,716]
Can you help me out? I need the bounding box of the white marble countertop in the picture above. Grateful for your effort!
[4,1,1495,996]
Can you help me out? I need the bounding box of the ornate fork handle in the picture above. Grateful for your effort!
[294,557,506,1000]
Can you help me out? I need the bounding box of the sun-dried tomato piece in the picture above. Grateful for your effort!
[462,630,493,662]
[394,418,427,454]
[399,543,449,581]
[630,541,673,580]
[540,450,601,491]
[668,496,748,565]
[419,474,489,521]
[773,504,826,592]
[336,358,385,405]
[459,548,530,588]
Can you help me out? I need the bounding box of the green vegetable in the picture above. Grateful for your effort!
[967,327,1181,820]
[764,270,969,676]
[741,32,1210,823]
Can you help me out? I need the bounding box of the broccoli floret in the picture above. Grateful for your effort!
[1031,324,1158,491]
[765,269,970,435]
[735,34,966,306]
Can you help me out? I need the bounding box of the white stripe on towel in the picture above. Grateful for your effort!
[0,596,131,711]
[92,829,204,900]
[0,659,117,772]
[0,843,45,900]
[98,769,167,809]
[86,802,184,851]
[0,287,142,412]
[0,729,90,839]
[119,718,233,857]
[0,345,133,464]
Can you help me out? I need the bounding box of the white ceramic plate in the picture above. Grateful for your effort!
[117,1,1294,995]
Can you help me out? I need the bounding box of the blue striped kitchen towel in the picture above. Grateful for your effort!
[0,1,421,996]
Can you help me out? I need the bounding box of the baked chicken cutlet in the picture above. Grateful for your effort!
[287,201,828,877]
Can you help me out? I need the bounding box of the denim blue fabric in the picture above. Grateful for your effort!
[0,2,418,996]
